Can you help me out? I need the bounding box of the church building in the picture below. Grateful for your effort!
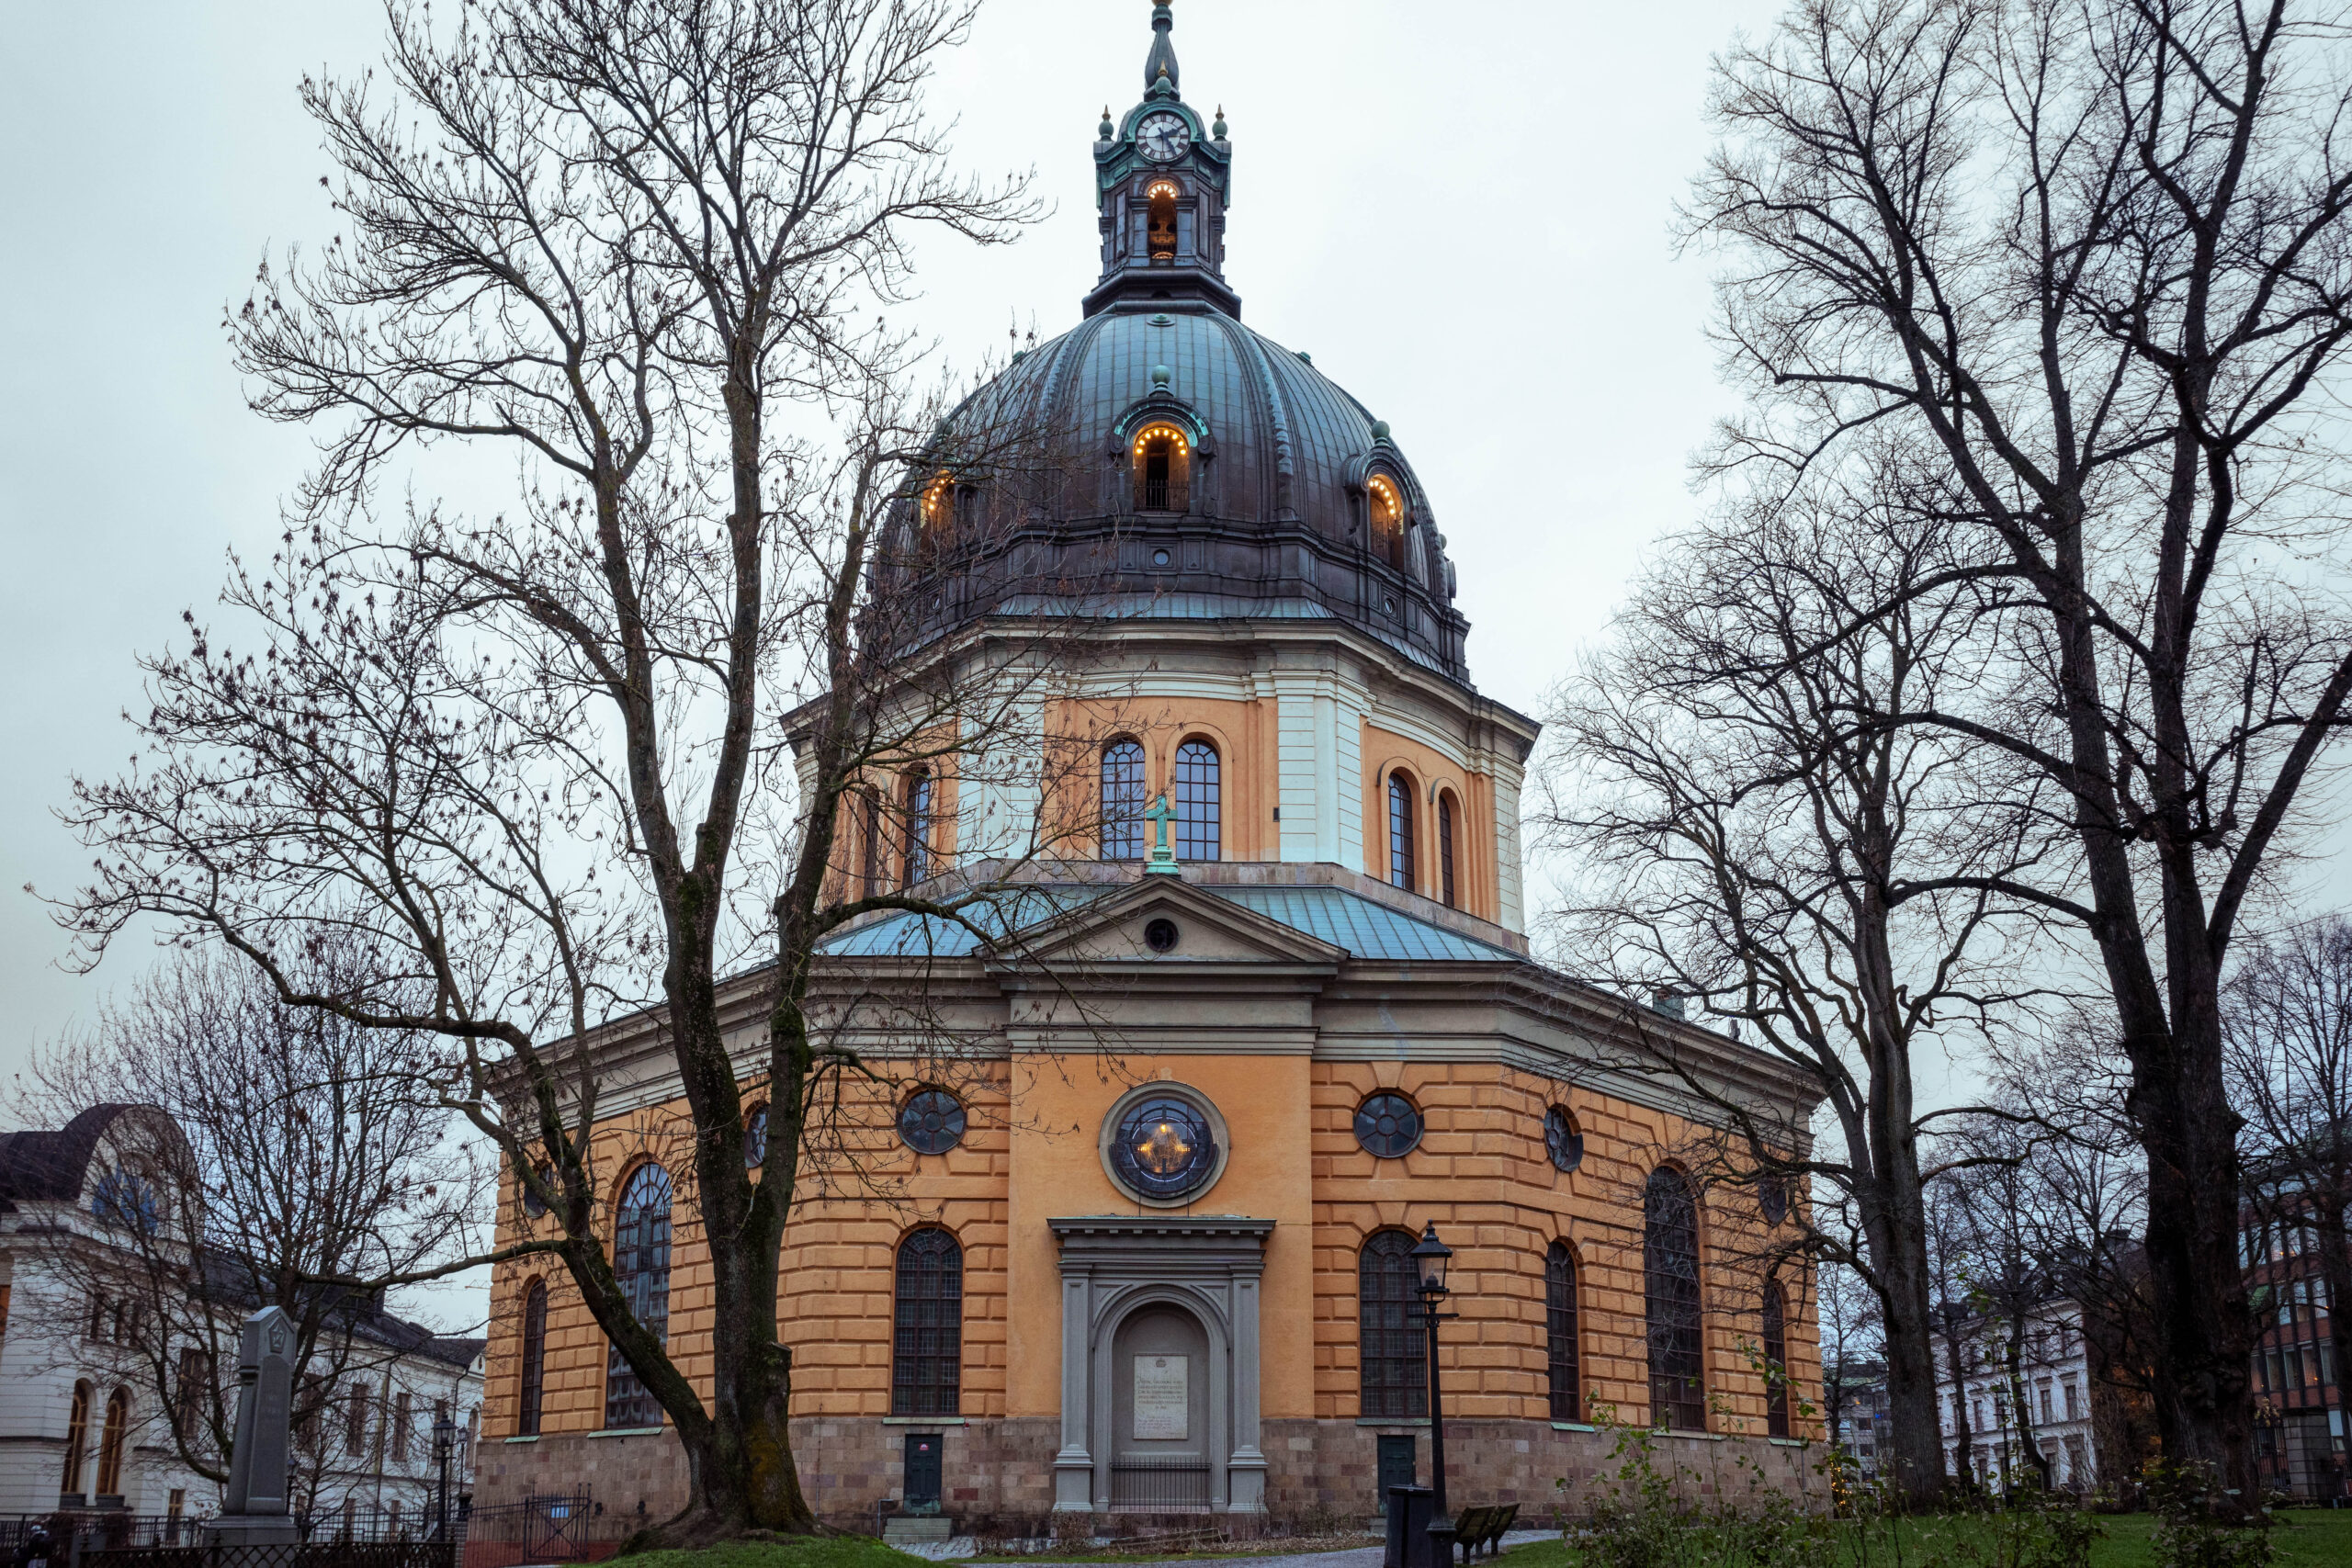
[476,5,1823,1531]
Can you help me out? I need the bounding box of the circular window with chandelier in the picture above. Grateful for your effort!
[1099,1081,1230,1207]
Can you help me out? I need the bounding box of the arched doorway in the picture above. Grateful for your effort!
[1110,1303,1212,1511]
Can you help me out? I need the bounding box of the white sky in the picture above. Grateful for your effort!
[0,0,2042,1326]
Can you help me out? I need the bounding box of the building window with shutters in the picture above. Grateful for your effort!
[1645,1166,1706,1431]
[893,1228,963,1416]
[1175,739,1221,861]
[1547,1240,1581,1421]
[605,1163,673,1430]
[1359,1230,1428,1419]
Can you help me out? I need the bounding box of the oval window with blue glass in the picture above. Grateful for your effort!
[1102,1088,1225,1204]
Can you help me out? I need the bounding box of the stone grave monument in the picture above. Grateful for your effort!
[205,1305,300,1546]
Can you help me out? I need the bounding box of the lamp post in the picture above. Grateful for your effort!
[432,1412,457,1546]
[1411,1223,1458,1568]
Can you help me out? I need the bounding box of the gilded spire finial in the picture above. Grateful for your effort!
[1100,105,1114,140]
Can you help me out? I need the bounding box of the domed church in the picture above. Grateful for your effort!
[477,4,1822,1530]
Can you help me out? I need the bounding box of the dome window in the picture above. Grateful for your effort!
[922,473,953,536]
[1132,422,1192,513]
[1368,473,1406,571]
[1147,179,1181,262]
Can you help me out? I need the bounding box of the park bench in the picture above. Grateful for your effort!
[1451,1502,1519,1562]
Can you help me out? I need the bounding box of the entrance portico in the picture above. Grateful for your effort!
[1050,1216,1273,1514]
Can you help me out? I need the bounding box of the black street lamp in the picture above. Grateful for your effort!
[432,1412,457,1545]
[1411,1223,1459,1568]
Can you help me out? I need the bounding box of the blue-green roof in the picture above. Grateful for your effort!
[815,882,1518,964]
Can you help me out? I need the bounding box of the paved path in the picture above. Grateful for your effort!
[937,1525,1556,1568]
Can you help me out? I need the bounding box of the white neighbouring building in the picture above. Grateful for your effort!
[0,1104,483,1530]
[1933,1301,2102,1492]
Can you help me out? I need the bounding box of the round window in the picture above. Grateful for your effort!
[1145,917,1180,953]
[1544,1106,1585,1174]
[1354,1092,1423,1158]
[1101,1085,1227,1205]
[898,1089,967,1156]
[745,1105,769,1168]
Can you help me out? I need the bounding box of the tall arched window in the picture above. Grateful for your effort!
[1645,1166,1706,1431]
[1132,423,1192,513]
[1762,1280,1791,1438]
[893,1229,964,1417]
[901,769,934,889]
[518,1279,548,1438]
[1387,772,1416,891]
[1101,739,1147,861]
[1546,1240,1581,1422]
[1438,791,1459,908]
[1147,180,1180,261]
[1368,474,1406,571]
[95,1388,130,1498]
[605,1163,673,1431]
[1175,739,1221,861]
[859,787,883,897]
[1359,1230,1427,1418]
[62,1380,91,1496]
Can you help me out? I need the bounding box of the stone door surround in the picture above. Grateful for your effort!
[1049,1215,1272,1514]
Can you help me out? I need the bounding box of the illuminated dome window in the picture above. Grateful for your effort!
[1100,1083,1227,1205]
[1368,473,1406,571]
[1132,422,1192,513]
[922,473,954,536]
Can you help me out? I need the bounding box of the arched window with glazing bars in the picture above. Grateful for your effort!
[1762,1280,1791,1438]
[902,769,934,889]
[95,1389,130,1499]
[62,1381,91,1496]
[1645,1166,1705,1430]
[1387,772,1416,890]
[1359,1230,1427,1419]
[1101,739,1146,861]
[1438,791,1458,908]
[518,1279,548,1437]
[1546,1240,1581,1421]
[1175,739,1220,861]
[893,1229,964,1416]
[605,1163,673,1430]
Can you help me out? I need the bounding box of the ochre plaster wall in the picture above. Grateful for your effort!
[481,1061,1818,1448]
[1358,722,1498,921]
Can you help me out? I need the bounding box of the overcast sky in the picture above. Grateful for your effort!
[0,0,1785,1071]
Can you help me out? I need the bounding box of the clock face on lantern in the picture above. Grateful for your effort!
[1136,111,1192,162]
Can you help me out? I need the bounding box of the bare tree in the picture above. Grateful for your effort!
[14,942,483,1513]
[2222,914,2352,1473]
[1686,0,2352,1500]
[36,0,1116,1542]
[1543,468,2059,1504]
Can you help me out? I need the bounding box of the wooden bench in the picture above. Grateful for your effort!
[1451,1503,1519,1562]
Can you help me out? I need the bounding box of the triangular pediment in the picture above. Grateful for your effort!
[985,877,1347,971]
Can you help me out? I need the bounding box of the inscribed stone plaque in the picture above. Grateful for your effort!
[1133,1354,1189,1440]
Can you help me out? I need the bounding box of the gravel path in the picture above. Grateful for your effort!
[945,1527,1556,1568]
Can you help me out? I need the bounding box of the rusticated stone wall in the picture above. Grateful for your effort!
[474,1417,1826,1533]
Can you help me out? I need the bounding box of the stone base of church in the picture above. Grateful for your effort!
[473,1418,1819,1534]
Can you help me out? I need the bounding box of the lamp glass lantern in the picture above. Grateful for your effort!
[1411,1222,1452,1296]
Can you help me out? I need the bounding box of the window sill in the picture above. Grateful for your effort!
[1550,1422,1600,1433]
[883,1416,967,1426]
[1357,1418,1429,1427]
[500,1437,541,1445]
[1655,1429,1724,1441]
[1769,1438,1807,1448]
[588,1427,664,1438]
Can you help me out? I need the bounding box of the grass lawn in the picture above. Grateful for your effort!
[1495,1508,2352,1568]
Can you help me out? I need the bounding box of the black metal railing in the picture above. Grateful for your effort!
[1110,1458,1213,1512]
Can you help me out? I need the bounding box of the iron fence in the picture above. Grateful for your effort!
[1109,1459,1213,1512]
